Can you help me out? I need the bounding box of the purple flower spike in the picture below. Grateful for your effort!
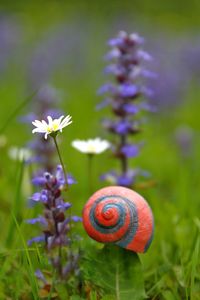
[98,31,155,187]
[27,165,81,280]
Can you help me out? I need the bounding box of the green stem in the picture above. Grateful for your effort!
[53,136,68,190]
[52,135,73,268]
[88,154,94,195]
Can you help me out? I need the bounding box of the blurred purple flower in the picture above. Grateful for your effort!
[123,103,139,114]
[32,165,76,190]
[121,144,139,158]
[35,269,46,283]
[99,31,154,187]
[101,169,138,187]
[28,236,45,246]
[119,83,139,98]
[174,125,194,158]
[0,15,21,75]
[71,216,83,222]
[26,216,47,225]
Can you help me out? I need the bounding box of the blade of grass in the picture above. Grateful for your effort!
[12,212,39,300]
[6,159,25,247]
[0,89,38,134]
[190,231,200,299]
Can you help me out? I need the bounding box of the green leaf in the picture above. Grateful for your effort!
[82,244,146,300]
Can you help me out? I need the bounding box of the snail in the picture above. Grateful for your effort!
[82,186,154,253]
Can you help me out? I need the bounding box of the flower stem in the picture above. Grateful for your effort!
[52,135,73,274]
[120,135,128,174]
[88,154,94,195]
[52,136,68,190]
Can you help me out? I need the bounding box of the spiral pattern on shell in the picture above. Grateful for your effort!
[82,186,154,253]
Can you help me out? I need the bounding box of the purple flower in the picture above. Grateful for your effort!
[32,166,76,190]
[26,216,47,225]
[19,113,37,124]
[35,269,46,283]
[30,192,42,202]
[174,125,194,158]
[32,175,46,186]
[96,98,111,110]
[113,120,137,135]
[56,165,77,186]
[104,64,125,76]
[0,16,21,75]
[137,50,152,61]
[28,236,45,246]
[56,199,71,210]
[102,119,138,135]
[29,190,49,205]
[97,83,115,95]
[139,102,157,113]
[37,85,61,104]
[121,144,139,158]
[71,216,83,222]
[141,69,157,79]
[105,48,121,60]
[117,174,135,187]
[108,31,144,48]
[43,108,63,120]
[123,103,139,114]
[119,83,138,98]
[101,169,138,188]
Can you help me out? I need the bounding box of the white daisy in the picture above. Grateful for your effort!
[32,115,72,139]
[71,138,110,154]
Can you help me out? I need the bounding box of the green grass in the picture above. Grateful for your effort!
[0,3,200,299]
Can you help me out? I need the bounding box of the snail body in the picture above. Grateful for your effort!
[82,186,154,253]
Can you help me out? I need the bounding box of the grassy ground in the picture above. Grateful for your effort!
[0,3,200,299]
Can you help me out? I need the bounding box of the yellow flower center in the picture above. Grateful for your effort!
[47,121,59,133]
[87,145,96,153]
[52,122,59,131]
[47,125,52,133]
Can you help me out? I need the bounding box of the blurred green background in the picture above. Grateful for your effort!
[0,1,200,299]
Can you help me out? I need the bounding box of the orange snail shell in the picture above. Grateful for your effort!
[82,186,154,253]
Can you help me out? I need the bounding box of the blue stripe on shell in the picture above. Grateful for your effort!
[89,195,138,248]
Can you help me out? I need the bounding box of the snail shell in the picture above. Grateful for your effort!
[82,186,154,253]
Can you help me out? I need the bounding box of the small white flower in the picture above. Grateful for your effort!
[32,115,72,139]
[71,138,110,154]
[8,146,32,162]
